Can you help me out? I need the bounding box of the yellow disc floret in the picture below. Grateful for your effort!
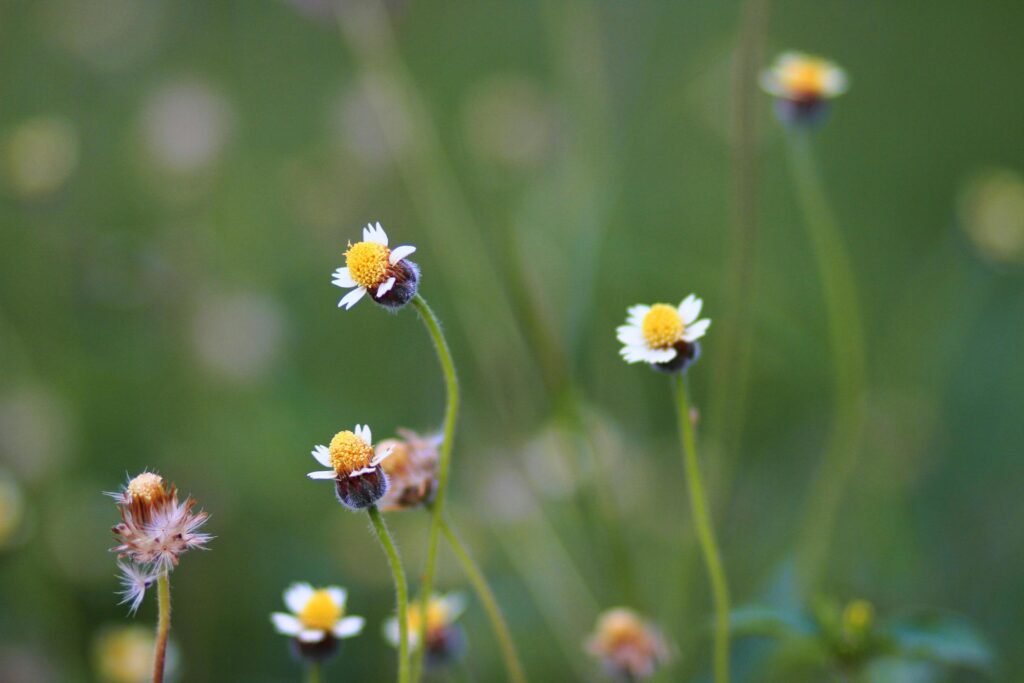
[298,590,343,630]
[407,597,450,635]
[842,599,874,633]
[780,59,828,97]
[345,241,391,288]
[126,473,165,504]
[641,304,684,349]
[329,430,375,475]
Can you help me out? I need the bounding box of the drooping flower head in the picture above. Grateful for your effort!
[272,582,365,662]
[332,222,419,310]
[761,52,848,126]
[586,608,671,681]
[377,429,442,511]
[308,424,393,510]
[617,294,710,373]
[384,592,466,669]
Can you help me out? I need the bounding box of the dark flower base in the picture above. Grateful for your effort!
[651,341,700,374]
[424,625,466,670]
[774,97,831,127]
[291,634,339,662]
[371,260,420,310]
[335,466,389,510]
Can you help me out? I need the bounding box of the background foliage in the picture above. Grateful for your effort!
[1,0,1022,681]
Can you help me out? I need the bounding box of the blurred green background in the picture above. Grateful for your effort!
[2,0,1023,681]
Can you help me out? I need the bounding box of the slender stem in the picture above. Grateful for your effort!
[307,663,322,683]
[409,294,459,683]
[438,513,527,683]
[673,376,730,683]
[785,131,867,592]
[369,505,410,683]
[152,571,171,683]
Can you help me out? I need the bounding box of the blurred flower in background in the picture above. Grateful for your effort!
[271,582,365,662]
[190,290,286,383]
[93,625,178,683]
[377,428,441,511]
[3,116,79,201]
[461,74,556,169]
[329,75,412,171]
[0,384,73,483]
[958,167,1024,265]
[586,608,671,681]
[761,52,847,126]
[140,77,234,176]
[384,592,466,669]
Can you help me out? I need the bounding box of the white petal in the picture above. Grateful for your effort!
[332,267,356,288]
[333,616,365,639]
[621,345,677,364]
[271,613,302,636]
[382,617,400,647]
[371,445,394,466]
[389,245,416,265]
[338,287,366,310]
[683,318,711,342]
[616,324,645,346]
[363,222,388,246]
[357,425,372,445]
[284,583,315,613]
[311,445,331,467]
[377,277,396,297]
[307,470,337,480]
[298,629,327,643]
[440,593,467,621]
[326,587,347,609]
[678,294,703,325]
[626,304,651,325]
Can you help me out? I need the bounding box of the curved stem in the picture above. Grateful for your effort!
[438,513,527,683]
[409,294,459,682]
[152,571,171,683]
[369,505,410,683]
[673,375,730,683]
[307,663,322,683]
[785,131,867,592]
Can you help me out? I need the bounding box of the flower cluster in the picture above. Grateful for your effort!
[108,472,210,613]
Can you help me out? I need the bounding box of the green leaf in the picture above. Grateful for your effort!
[883,611,995,674]
[731,605,817,639]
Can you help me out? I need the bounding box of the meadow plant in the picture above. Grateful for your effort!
[617,294,731,683]
[271,583,366,681]
[107,472,210,683]
[586,608,671,682]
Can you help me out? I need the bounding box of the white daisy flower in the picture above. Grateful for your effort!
[271,582,365,644]
[617,294,711,369]
[760,51,847,102]
[332,222,419,310]
[383,592,466,652]
[308,424,394,510]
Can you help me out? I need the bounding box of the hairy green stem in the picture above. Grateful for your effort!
[410,294,459,682]
[438,513,527,683]
[152,571,171,683]
[369,505,410,683]
[306,663,322,683]
[674,376,730,683]
[785,131,867,592]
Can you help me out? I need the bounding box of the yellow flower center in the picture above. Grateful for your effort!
[329,431,374,474]
[641,304,684,349]
[298,590,342,631]
[345,241,391,288]
[126,473,165,503]
[407,598,449,634]
[781,60,828,97]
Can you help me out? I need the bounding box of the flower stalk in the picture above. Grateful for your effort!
[369,505,410,683]
[409,293,459,682]
[153,570,171,683]
[785,130,867,592]
[673,375,730,683]
[438,512,527,683]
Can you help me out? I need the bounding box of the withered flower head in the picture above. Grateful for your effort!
[586,608,671,681]
[108,471,211,572]
[377,429,442,511]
